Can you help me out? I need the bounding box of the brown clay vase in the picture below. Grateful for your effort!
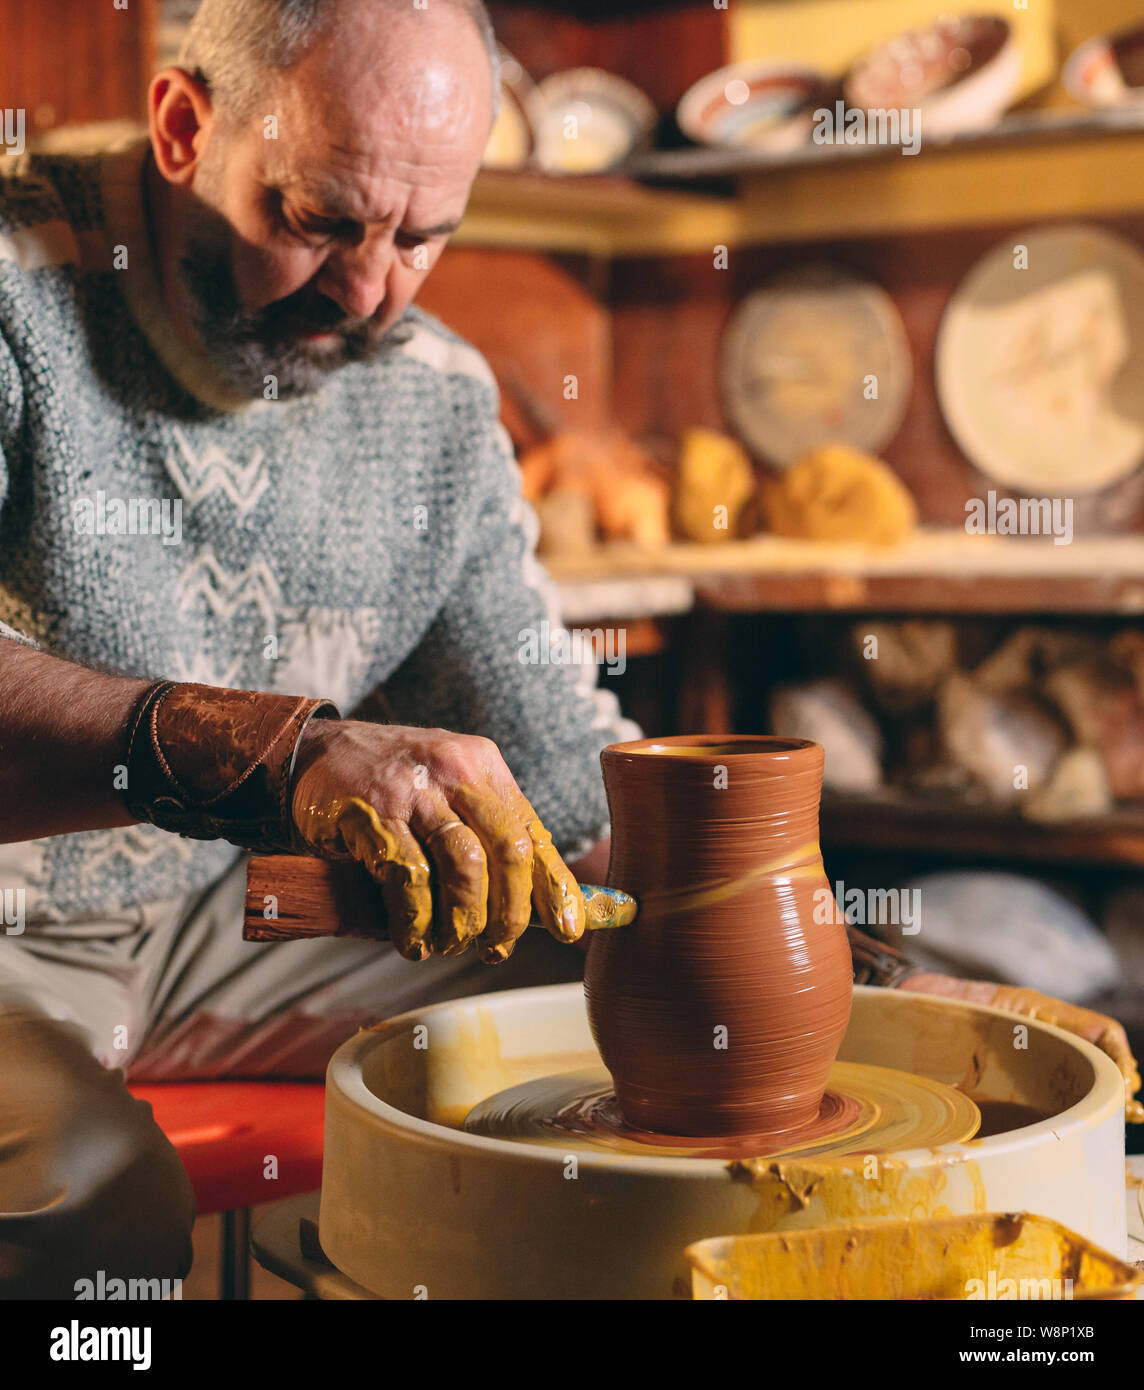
[584,736,853,1137]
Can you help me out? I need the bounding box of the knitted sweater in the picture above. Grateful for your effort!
[0,136,637,923]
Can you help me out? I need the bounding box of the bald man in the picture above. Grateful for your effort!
[0,0,639,1296]
[0,0,1137,1296]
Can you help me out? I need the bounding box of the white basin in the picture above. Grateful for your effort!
[320,983,1126,1299]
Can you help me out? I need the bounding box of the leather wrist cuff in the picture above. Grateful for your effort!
[122,680,341,854]
[846,923,919,989]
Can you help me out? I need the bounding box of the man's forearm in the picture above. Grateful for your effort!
[0,642,150,841]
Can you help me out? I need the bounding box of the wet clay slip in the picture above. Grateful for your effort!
[584,736,853,1136]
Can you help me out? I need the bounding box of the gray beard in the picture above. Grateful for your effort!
[176,204,414,400]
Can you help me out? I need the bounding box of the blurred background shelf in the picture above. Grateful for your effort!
[550,533,1144,618]
[460,115,1144,255]
[625,106,1144,180]
[821,791,1144,870]
[458,168,727,256]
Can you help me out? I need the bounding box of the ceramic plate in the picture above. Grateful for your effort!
[677,60,825,151]
[936,224,1144,493]
[721,264,913,468]
[528,68,657,174]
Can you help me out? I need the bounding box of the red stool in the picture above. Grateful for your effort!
[128,1082,325,1299]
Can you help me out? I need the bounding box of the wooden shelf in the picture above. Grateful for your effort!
[457,168,730,257]
[457,113,1144,255]
[623,106,1144,183]
[821,791,1144,870]
[549,532,1144,617]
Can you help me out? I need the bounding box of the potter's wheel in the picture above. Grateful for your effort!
[321,984,1128,1299]
[463,1062,981,1160]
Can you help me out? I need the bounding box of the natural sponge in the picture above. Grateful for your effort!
[672,428,757,542]
[762,443,917,545]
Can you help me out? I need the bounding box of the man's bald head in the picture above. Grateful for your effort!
[148,0,498,397]
[179,0,500,128]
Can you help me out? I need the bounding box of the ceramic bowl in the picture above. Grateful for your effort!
[677,60,826,151]
[528,68,657,174]
[1065,25,1144,109]
[844,13,1021,137]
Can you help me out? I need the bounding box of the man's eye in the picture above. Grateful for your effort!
[395,232,429,251]
[285,209,344,240]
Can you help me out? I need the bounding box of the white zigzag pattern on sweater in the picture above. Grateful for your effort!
[170,547,283,686]
[175,546,282,628]
[165,426,269,520]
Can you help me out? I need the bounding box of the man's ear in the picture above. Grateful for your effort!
[148,67,215,185]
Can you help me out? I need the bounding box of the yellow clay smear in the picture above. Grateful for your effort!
[686,1213,1143,1300]
[638,840,824,917]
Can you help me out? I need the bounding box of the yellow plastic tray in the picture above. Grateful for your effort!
[687,1213,1144,1301]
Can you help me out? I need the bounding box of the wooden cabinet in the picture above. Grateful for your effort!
[0,0,157,136]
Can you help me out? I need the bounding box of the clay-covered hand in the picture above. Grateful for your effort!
[289,720,585,962]
[901,974,1143,1122]
[989,986,1144,1125]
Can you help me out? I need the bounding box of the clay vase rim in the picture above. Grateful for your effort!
[602,734,822,767]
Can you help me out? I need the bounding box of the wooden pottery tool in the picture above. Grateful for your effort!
[243,855,637,943]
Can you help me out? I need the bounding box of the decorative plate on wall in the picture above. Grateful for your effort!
[936,224,1144,494]
[721,265,913,468]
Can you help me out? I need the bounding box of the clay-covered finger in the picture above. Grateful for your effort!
[319,797,434,961]
[294,795,363,859]
[1095,1022,1144,1122]
[1094,1027,1143,1123]
[451,784,533,962]
[418,814,489,956]
[513,795,584,944]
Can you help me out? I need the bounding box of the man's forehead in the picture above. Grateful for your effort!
[275,158,468,233]
[246,14,492,218]
[270,13,494,153]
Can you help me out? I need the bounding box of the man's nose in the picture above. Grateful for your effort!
[318,238,393,322]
